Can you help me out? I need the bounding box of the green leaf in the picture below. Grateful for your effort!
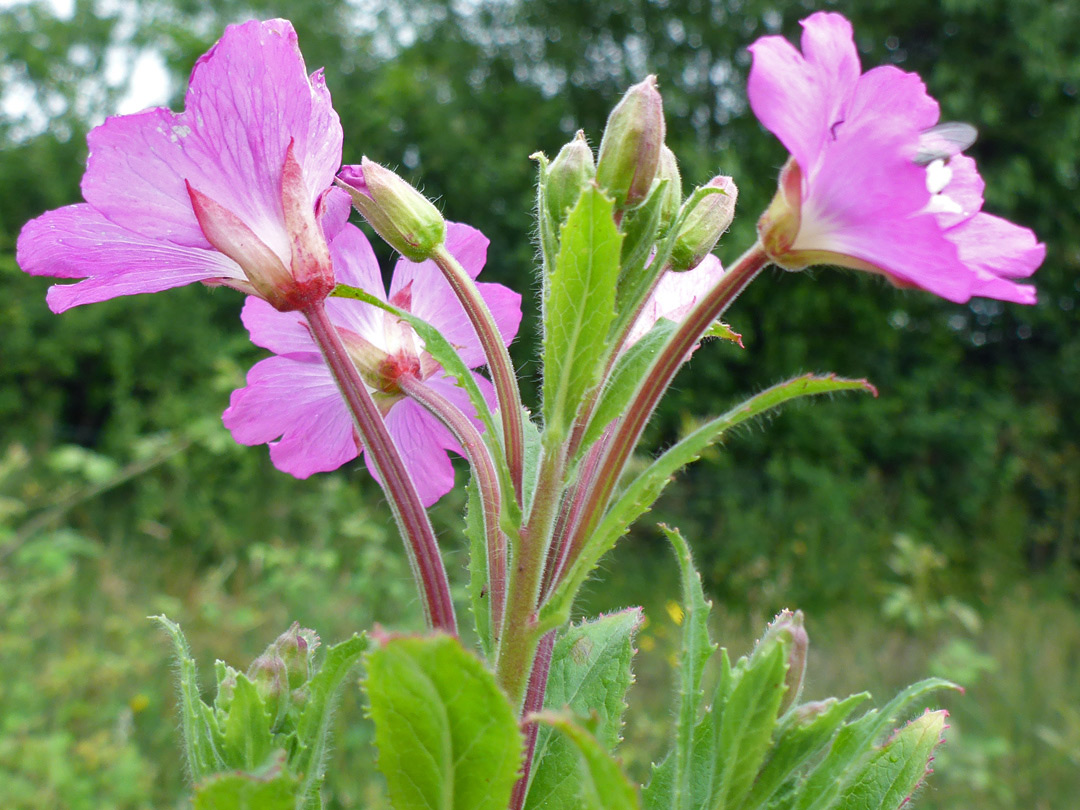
[532,712,641,810]
[152,615,223,782]
[544,375,876,626]
[616,178,668,302]
[465,474,493,659]
[579,319,677,456]
[221,673,276,771]
[293,634,368,809]
[711,632,790,810]
[839,709,947,810]
[365,634,523,810]
[520,407,544,516]
[526,610,642,810]
[794,678,959,810]
[331,283,519,526]
[662,525,716,810]
[739,693,870,810]
[542,185,623,441]
[193,753,298,810]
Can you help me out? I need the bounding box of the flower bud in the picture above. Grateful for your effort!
[596,75,666,209]
[762,609,809,714]
[656,145,683,232]
[270,623,320,690]
[545,131,595,225]
[337,158,446,262]
[670,176,737,271]
[757,157,804,269]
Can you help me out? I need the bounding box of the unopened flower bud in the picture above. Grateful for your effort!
[762,609,809,714]
[337,158,446,262]
[270,623,320,690]
[596,75,666,209]
[545,131,595,225]
[656,145,683,232]
[248,652,288,719]
[670,176,737,271]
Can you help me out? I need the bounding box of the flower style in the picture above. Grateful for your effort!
[223,222,522,506]
[17,19,345,313]
[749,12,1044,304]
[625,254,726,348]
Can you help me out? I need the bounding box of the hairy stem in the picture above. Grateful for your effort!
[559,244,769,585]
[432,244,526,505]
[303,301,456,633]
[398,373,507,642]
[508,630,556,810]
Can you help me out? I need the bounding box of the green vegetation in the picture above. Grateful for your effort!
[1,0,1077,807]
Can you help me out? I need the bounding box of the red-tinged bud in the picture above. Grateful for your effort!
[337,158,446,262]
[762,608,809,713]
[757,157,805,268]
[264,622,320,691]
[670,176,737,271]
[596,75,666,209]
[545,130,595,225]
[656,145,683,232]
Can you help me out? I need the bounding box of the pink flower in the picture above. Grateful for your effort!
[17,19,346,313]
[625,255,726,347]
[223,222,522,506]
[749,12,1044,304]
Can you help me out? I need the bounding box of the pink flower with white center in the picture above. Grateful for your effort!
[223,222,522,506]
[749,12,1044,304]
[17,19,346,313]
[625,255,726,348]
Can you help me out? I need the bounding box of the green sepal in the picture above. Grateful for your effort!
[543,375,877,627]
[531,712,641,810]
[364,634,523,810]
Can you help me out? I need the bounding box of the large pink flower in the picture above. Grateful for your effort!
[223,222,522,506]
[749,12,1044,304]
[17,19,345,313]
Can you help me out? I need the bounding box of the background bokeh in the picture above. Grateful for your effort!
[1,0,1077,807]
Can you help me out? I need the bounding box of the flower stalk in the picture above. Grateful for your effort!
[303,300,457,633]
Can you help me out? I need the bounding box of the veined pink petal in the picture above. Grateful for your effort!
[17,204,243,313]
[240,297,317,357]
[948,213,1043,304]
[223,354,360,478]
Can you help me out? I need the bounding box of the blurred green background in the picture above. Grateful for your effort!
[1,0,1077,807]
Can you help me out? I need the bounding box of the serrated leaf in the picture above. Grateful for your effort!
[152,615,224,781]
[526,610,642,810]
[293,634,368,809]
[365,634,523,810]
[532,712,641,810]
[222,674,275,771]
[542,185,623,440]
[739,693,870,810]
[193,754,298,810]
[332,283,519,526]
[703,321,743,346]
[465,474,494,659]
[580,319,677,456]
[711,636,790,810]
[840,710,948,810]
[544,375,876,625]
[794,678,959,810]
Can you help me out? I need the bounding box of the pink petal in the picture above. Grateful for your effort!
[848,66,939,133]
[627,255,725,346]
[81,19,341,260]
[947,212,1044,303]
[223,354,360,478]
[324,223,387,343]
[935,154,985,228]
[17,204,243,313]
[240,296,316,356]
[748,12,860,177]
[368,398,459,507]
[425,372,498,431]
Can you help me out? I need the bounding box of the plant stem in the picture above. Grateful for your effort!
[508,630,556,810]
[432,244,526,505]
[303,300,457,634]
[398,373,507,642]
[558,244,769,584]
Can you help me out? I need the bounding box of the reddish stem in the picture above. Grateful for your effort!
[303,300,456,633]
[508,630,556,810]
[398,373,507,642]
